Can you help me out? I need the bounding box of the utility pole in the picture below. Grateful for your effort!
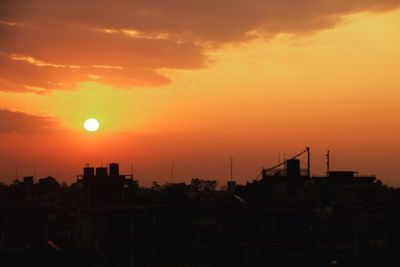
[326,150,330,175]
[230,155,233,182]
[306,147,311,179]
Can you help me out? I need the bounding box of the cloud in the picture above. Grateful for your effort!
[0,0,399,93]
[0,108,59,133]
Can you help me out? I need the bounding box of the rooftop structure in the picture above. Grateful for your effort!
[77,163,136,206]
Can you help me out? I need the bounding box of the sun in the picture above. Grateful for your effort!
[83,118,100,132]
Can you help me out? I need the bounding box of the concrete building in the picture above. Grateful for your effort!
[77,163,136,206]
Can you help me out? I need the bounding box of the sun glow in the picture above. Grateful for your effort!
[83,118,100,132]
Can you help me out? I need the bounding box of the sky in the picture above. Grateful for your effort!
[0,0,400,186]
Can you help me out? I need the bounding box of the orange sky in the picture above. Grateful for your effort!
[1,1,400,186]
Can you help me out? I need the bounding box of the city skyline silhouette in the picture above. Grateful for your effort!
[1,1,400,266]
[0,146,388,187]
[1,153,400,266]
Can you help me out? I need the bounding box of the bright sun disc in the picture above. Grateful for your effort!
[84,118,100,132]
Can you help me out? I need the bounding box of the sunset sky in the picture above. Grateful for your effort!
[1,1,400,186]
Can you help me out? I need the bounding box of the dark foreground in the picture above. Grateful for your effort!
[2,160,400,266]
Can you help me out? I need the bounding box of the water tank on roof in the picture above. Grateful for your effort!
[286,159,301,177]
[84,167,95,177]
[109,163,119,176]
[96,167,108,177]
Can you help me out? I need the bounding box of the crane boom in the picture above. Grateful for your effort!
[264,148,307,171]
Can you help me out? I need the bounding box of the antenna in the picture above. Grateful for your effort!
[230,154,233,181]
[326,150,330,174]
[170,158,174,183]
[306,146,311,178]
[15,167,18,181]
[131,162,134,178]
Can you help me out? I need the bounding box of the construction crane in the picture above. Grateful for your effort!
[255,147,311,180]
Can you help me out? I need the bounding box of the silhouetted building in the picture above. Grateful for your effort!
[23,176,34,186]
[328,170,358,179]
[77,163,136,206]
[310,170,378,207]
[237,159,308,204]
[262,159,308,201]
[227,180,236,194]
[83,166,94,177]
[38,176,58,187]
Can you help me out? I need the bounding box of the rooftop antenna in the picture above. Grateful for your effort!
[230,154,233,181]
[170,158,174,183]
[15,167,18,181]
[306,146,311,178]
[326,150,330,174]
[278,153,281,164]
[131,162,134,178]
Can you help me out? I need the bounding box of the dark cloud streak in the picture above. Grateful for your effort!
[0,109,59,133]
[0,0,399,93]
